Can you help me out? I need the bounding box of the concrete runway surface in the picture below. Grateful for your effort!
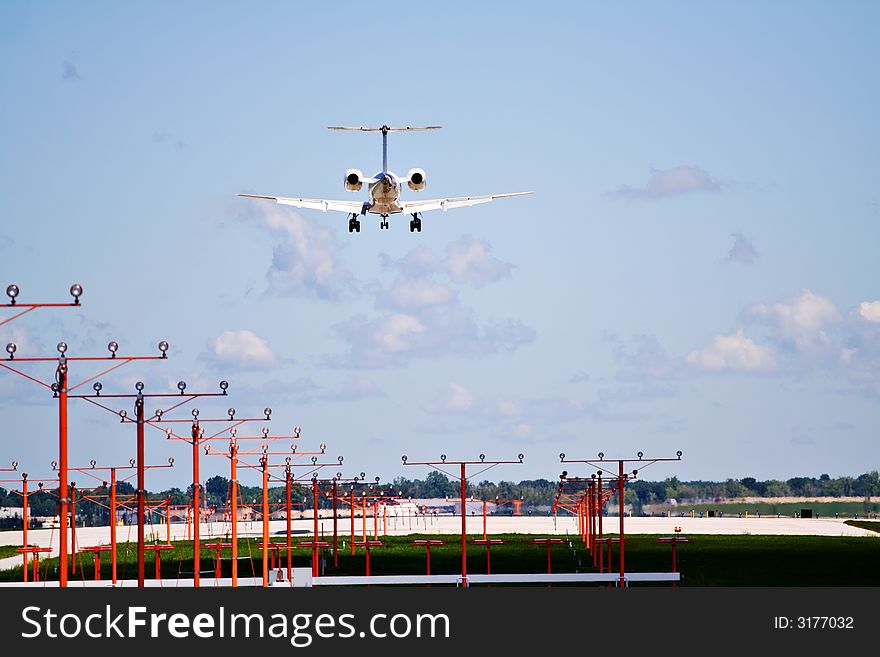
[1,513,876,571]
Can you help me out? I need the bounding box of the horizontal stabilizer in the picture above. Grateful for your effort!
[328,125,442,132]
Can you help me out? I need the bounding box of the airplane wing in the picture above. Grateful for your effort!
[237,193,363,213]
[401,191,532,213]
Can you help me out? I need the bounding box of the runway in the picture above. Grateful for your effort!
[1,513,875,572]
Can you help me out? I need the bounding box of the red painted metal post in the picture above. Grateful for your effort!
[618,460,625,587]
[286,469,292,582]
[70,486,77,575]
[21,475,28,582]
[110,468,117,585]
[361,497,366,542]
[230,440,238,588]
[332,480,339,568]
[261,456,269,588]
[166,495,172,545]
[426,544,432,575]
[192,426,201,588]
[483,499,487,541]
[93,550,100,581]
[487,541,492,575]
[136,395,146,587]
[154,549,161,580]
[58,365,69,588]
[373,500,378,540]
[312,478,319,577]
[460,462,467,588]
[364,544,371,577]
[350,488,355,556]
[382,505,387,537]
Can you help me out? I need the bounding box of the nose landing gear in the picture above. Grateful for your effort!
[409,213,422,233]
[348,213,361,233]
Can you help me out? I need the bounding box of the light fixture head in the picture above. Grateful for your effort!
[92,381,102,394]
[56,341,68,355]
[228,407,235,419]
[135,381,144,392]
[177,380,187,393]
[107,340,119,356]
[6,284,19,303]
[5,342,15,358]
[69,284,83,303]
[264,407,272,419]
[219,380,228,392]
[158,340,169,356]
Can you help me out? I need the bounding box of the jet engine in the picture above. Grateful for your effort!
[406,167,427,191]
[344,168,364,192]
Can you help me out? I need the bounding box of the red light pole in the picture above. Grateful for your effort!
[66,457,172,585]
[206,436,339,586]
[2,283,168,587]
[412,539,444,575]
[402,453,524,588]
[155,406,272,588]
[657,528,690,587]
[0,467,57,582]
[560,450,682,587]
[69,379,228,587]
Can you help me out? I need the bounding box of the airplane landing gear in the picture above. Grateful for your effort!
[409,213,422,233]
[348,213,361,233]
[380,219,389,230]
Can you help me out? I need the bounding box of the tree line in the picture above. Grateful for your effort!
[2,470,878,528]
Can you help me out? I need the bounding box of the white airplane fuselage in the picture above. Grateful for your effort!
[366,171,404,216]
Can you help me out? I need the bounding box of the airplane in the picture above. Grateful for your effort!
[238,125,532,233]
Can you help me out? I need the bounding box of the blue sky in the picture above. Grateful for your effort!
[2,2,879,490]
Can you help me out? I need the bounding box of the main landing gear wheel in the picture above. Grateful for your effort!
[348,214,361,233]
[409,213,422,233]
[380,219,389,230]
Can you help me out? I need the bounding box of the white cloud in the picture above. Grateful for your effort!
[685,329,776,372]
[210,329,278,369]
[380,236,514,287]
[375,314,427,353]
[376,279,457,310]
[858,301,880,323]
[441,383,476,412]
[611,166,723,199]
[261,206,353,300]
[445,236,514,286]
[329,307,535,369]
[609,333,676,381]
[318,375,386,402]
[748,289,840,351]
[379,245,443,278]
